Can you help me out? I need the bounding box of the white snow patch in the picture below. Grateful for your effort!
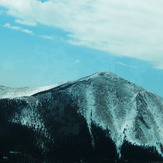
[9,105,51,150]
[85,87,95,148]
[0,84,62,99]
[77,85,163,158]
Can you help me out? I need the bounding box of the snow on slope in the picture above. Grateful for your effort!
[1,72,163,159]
[0,84,60,99]
[67,72,163,158]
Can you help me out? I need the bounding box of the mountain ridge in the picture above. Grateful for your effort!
[0,71,163,162]
[34,71,160,98]
[0,71,162,99]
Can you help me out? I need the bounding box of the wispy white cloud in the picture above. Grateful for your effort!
[21,28,33,35]
[116,62,129,67]
[39,35,53,40]
[116,62,136,69]
[4,23,34,35]
[4,23,20,30]
[15,19,37,26]
[1,0,163,69]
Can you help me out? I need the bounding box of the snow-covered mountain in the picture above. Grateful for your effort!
[0,72,163,162]
[0,83,64,99]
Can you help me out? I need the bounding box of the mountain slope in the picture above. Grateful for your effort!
[0,72,163,162]
[0,83,63,99]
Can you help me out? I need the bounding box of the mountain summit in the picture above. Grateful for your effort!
[0,72,163,162]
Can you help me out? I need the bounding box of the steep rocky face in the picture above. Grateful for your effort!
[0,72,163,162]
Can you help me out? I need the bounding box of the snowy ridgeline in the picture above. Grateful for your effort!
[0,83,64,99]
[65,72,163,158]
[0,71,163,160]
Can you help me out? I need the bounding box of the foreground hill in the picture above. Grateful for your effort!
[0,72,163,162]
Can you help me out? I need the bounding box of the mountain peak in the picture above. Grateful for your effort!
[0,72,163,162]
[80,71,118,80]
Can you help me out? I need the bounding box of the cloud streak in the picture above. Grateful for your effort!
[116,62,136,69]
[0,0,163,69]
[39,35,53,40]
[4,23,33,35]
[15,19,37,26]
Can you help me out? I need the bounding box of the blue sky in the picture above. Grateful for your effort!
[0,0,163,97]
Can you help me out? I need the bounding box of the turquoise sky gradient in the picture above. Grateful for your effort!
[0,1,163,97]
